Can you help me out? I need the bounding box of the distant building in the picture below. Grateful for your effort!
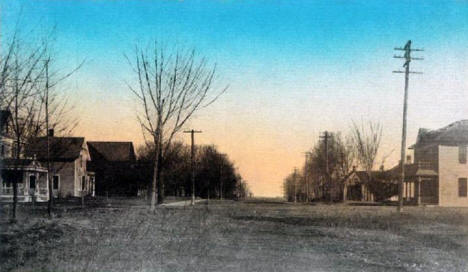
[342,169,376,202]
[25,131,95,198]
[87,141,137,196]
[342,120,468,207]
[1,110,139,202]
[400,120,468,206]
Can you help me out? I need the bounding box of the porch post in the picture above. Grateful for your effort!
[46,172,49,201]
[409,181,412,201]
[417,177,422,206]
[361,184,365,201]
[343,184,347,202]
[404,182,407,200]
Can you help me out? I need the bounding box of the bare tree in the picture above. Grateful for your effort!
[234,178,251,200]
[1,23,82,220]
[350,120,383,181]
[334,133,356,178]
[2,31,48,222]
[126,42,226,210]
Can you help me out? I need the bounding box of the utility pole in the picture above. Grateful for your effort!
[44,58,53,217]
[393,40,423,213]
[320,131,332,200]
[184,129,202,206]
[293,167,298,203]
[304,152,311,202]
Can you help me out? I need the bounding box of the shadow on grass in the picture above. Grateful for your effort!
[347,201,394,206]
[231,214,405,231]
[347,201,420,207]
[231,213,466,254]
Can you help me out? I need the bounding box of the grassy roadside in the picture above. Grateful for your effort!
[1,199,468,272]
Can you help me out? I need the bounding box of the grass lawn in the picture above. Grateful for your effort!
[1,198,468,272]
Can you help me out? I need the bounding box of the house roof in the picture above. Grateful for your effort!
[386,163,438,178]
[1,158,47,172]
[413,120,468,148]
[343,170,385,184]
[87,141,136,162]
[25,137,85,161]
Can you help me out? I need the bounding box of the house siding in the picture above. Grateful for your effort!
[51,161,76,197]
[438,145,468,207]
[0,137,13,158]
[75,148,89,196]
[48,143,89,198]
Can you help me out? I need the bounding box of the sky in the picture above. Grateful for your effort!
[1,0,468,197]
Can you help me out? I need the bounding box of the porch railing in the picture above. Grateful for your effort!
[2,188,13,195]
[39,189,48,195]
[1,188,48,196]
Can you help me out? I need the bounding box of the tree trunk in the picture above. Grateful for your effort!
[11,140,21,222]
[47,172,53,217]
[157,150,164,204]
[150,132,161,211]
[150,155,159,211]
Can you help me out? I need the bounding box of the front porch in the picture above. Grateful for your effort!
[389,162,439,205]
[0,159,49,202]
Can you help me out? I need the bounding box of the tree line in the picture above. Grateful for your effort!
[136,142,251,201]
[283,121,384,202]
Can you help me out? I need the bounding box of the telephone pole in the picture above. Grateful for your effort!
[320,131,332,200]
[393,40,423,213]
[44,58,53,217]
[304,152,312,202]
[184,129,202,205]
[293,167,298,203]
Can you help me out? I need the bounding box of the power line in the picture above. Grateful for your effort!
[393,40,423,213]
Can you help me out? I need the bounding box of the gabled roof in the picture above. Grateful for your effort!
[87,141,136,162]
[343,170,384,185]
[413,120,468,147]
[25,137,85,161]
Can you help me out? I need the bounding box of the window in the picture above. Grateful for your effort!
[459,146,467,164]
[406,155,412,164]
[29,176,36,190]
[459,178,467,197]
[53,176,59,190]
[81,176,86,191]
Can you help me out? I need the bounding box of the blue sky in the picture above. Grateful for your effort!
[2,0,468,196]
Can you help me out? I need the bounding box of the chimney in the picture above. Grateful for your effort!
[48,129,54,137]
[380,165,384,171]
